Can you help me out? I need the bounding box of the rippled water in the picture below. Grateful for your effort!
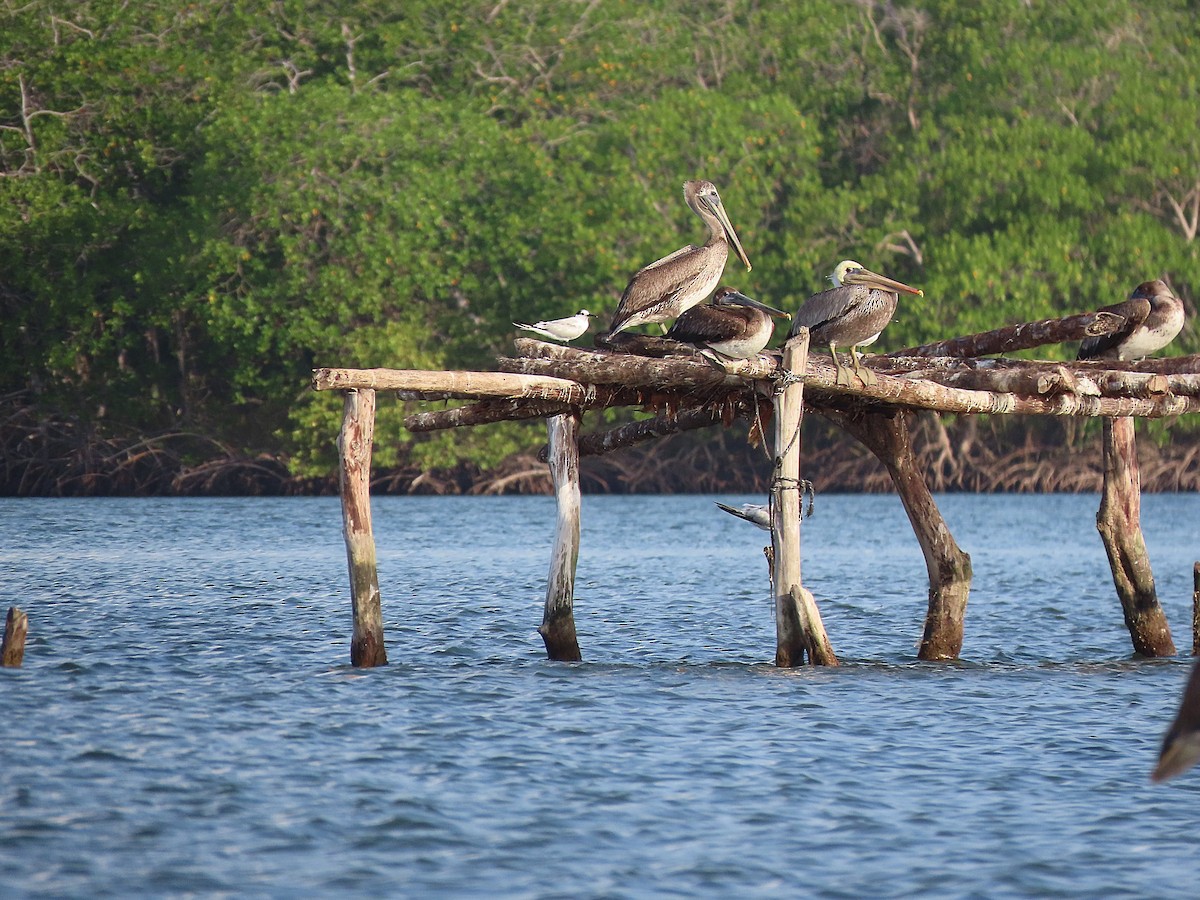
[2,493,1199,896]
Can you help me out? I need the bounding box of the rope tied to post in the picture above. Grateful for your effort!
[769,475,816,518]
[772,368,805,396]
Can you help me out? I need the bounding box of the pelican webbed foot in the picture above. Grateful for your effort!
[829,346,854,387]
[849,346,878,386]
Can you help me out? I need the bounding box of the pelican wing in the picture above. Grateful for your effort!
[666,305,740,344]
[789,285,866,336]
[612,244,719,325]
[1078,297,1152,360]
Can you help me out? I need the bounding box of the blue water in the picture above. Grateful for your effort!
[2,494,1199,897]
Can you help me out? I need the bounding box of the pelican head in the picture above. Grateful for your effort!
[712,287,791,319]
[830,259,923,296]
[684,180,752,273]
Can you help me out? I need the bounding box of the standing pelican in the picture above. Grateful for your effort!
[513,309,594,342]
[606,180,752,337]
[1078,279,1185,361]
[789,260,923,386]
[666,287,791,360]
[1152,660,1200,782]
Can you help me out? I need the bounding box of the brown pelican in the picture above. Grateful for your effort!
[1152,661,1200,782]
[789,260,923,386]
[665,287,791,360]
[514,309,594,342]
[1077,279,1185,361]
[606,180,752,337]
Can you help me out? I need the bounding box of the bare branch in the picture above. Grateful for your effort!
[876,228,923,265]
[342,22,358,91]
[1160,180,1200,242]
[50,15,95,43]
[485,0,512,24]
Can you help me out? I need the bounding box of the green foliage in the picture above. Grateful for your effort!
[3,0,1199,476]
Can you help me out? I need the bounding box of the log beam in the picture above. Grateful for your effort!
[313,366,586,403]
[1096,416,1175,657]
[406,398,574,432]
[404,387,643,434]
[771,330,837,667]
[824,407,972,660]
[537,407,730,462]
[540,411,583,661]
[501,350,1200,419]
[890,310,1125,358]
[803,357,1200,418]
[500,348,745,392]
[2,606,27,667]
[338,389,388,668]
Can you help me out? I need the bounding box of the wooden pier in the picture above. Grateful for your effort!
[313,309,1200,668]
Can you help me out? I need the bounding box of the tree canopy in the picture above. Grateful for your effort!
[3,0,1198,479]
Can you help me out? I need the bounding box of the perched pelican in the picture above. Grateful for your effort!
[666,287,791,360]
[513,309,594,342]
[789,260,923,386]
[606,180,752,337]
[1077,279,1185,361]
[1152,660,1200,783]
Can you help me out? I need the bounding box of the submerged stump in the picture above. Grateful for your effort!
[1096,416,1174,657]
[539,411,583,661]
[2,606,27,667]
[339,389,388,668]
[1193,562,1200,657]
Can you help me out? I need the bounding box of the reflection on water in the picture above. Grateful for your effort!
[1,494,1199,896]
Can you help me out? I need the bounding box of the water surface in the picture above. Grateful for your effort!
[2,494,1199,896]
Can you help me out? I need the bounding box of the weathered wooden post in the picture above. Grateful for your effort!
[1192,562,1200,656]
[338,388,388,668]
[539,411,583,661]
[1096,416,1174,656]
[2,606,27,667]
[770,330,837,667]
[824,407,973,660]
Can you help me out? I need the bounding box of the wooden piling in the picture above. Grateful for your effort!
[338,388,388,668]
[1192,562,1200,657]
[1096,416,1174,657]
[539,411,583,661]
[2,606,27,667]
[770,330,837,667]
[824,407,973,660]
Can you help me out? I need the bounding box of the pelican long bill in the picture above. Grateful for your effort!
[704,193,752,273]
[841,267,924,298]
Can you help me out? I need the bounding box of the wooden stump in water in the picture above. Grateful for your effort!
[1193,562,1200,657]
[1096,416,1174,657]
[771,331,837,667]
[539,411,583,662]
[825,406,972,660]
[2,606,27,667]
[339,389,388,668]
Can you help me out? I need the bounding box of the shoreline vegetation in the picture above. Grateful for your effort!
[4,4,1198,485]
[6,397,1197,497]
